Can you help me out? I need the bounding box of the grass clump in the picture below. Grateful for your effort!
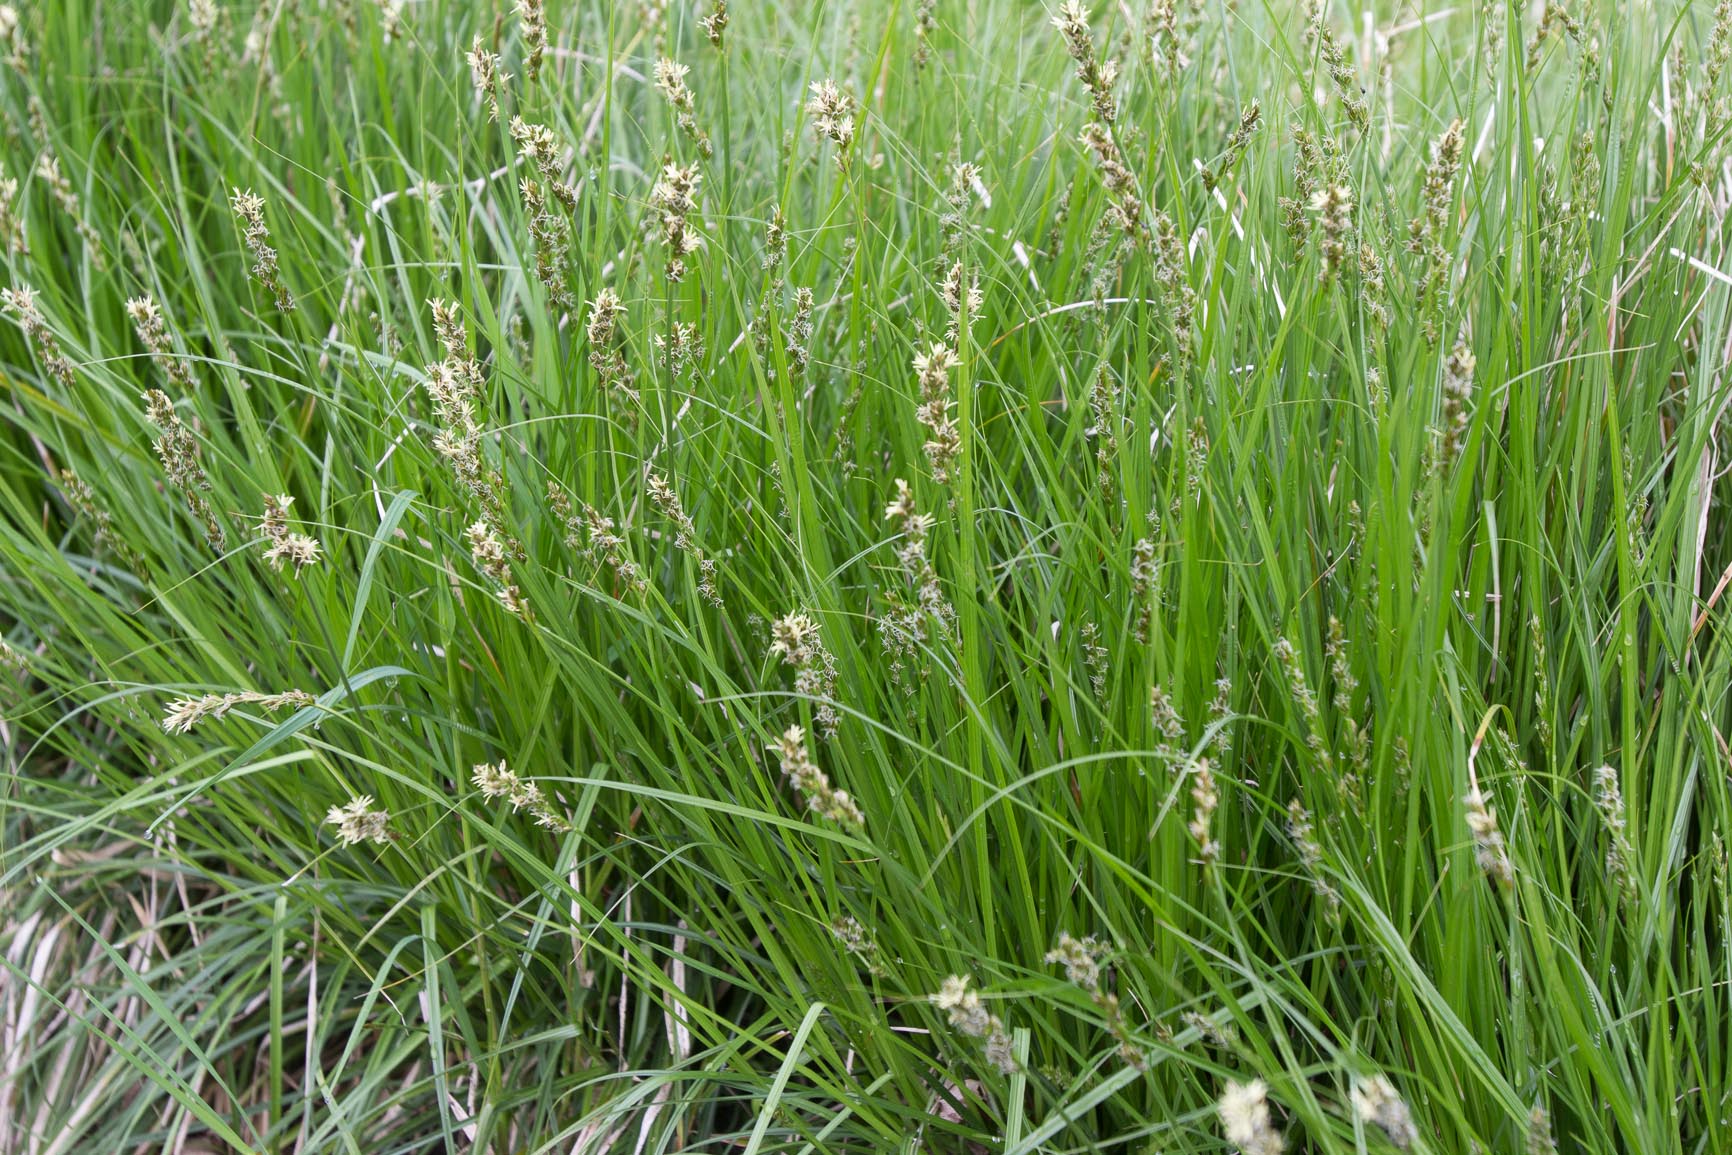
[0,0,1730,1152]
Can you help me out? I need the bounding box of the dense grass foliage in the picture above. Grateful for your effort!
[1,0,1730,1151]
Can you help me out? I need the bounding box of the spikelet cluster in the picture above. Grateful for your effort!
[143,389,226,552]
[1325,615,1357,711]
[1203,101,1262,192]
[1272,637,1335,779]
[1350,1074,1415,1148]
[774,724,864,828]
[1524,2,1583,74]
[913,0,936,68]
[1152,213,1194,361]
[1187,758,1221,867]
[422,301,517,543]
[162,689,315,733]
[1324,617,1366,807]
[769,612,841,738]
[126,296,200,392]
[939,256,981,344]
[1317,26,1368,131]
[939,161,983,261]
[649,162,703,283]
[1205,676,1234,763]
[1052,1,1117,123]
[325,796,391,846]
[1359,240,1390,329]
[585,289,638,406]
[186,0,218,38]
[1146,0,1191,78]
[1310,183,1353,284]
[1527,1103,1558,1155]
[1708,0,1732,144]
[1080,122,1144,242]
[1408,119,1464,345]
[1184,1008,1240,1049]
[655,59,712,157]
[230,188,293,312]
[879,479,956,687]
[510,118,577,209]
[806,80,858,158]
[1046,932,1144,1067]
[1149,684,1184,764]
[656,322,704,384]
[651,323,703,386]
[830,915,882,974]
[1437,340,1475,469]
[259,493,323,575]
[912,343,961,483]
[1130,537,1159,642]
[0,3,24,68]
[241,7,272,71]
[514,185,570,300]
[0,162,27,255]
[1088,365,1121,503]
[1280,128,1324,246]
[377,0,406,42]
[509,121,575,306]
[3,285,75,389]
[645,469,721,606]
[35,155,103,263]
[1710,0,1732,90]
[472,760,571,830]
[1080,621,1109,701]
[762,205,787,273]
[465,519,529,618]
[700,0,727,49]
[930,974,1017,1074]
[60,470,147,576]
[468,36,506,120]
[1529,616,1554,752]
[1286,799,1341,916]
[515,0,546,83]
[1593,765,1636,899]
[780,286,815,377]
[548,485,644,596]
[1219,1080,1284,1155]
[1464,785,1514,889]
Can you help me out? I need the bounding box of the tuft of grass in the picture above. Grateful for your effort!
[0,0,1730,1151]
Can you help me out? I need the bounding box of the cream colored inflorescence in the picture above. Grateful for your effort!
[515,0,545,83]
[325,796,391,847]
[1218,1079,1284,1155]
[654,58,712,157]
[143,389,226,552]
[126,296,200,392]
[230,188,293,312]
[472,760,571,831]
[649,162,703,283]
[930,974,1017,1075]
[1052,0,1117,123]
[468,36,506,120]
[1464,785,1514,889]
[805,80,857,160]
[645,469,721,606]
[260,493,323,575]
[163,689,315,734]
[1045,932,1144,1068]
[1350,1074,1416,1149]
[769,612,840,738]
[3,285,74,389]
[774,724,863,828]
